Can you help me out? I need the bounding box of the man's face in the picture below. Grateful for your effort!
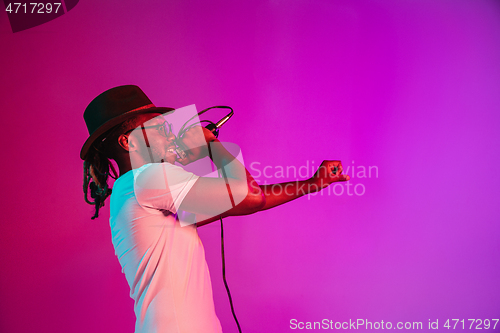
[126,113,177,165]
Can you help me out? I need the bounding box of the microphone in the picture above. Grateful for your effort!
[175,107,234,161]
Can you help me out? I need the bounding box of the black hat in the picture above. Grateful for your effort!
[80,85,175,159]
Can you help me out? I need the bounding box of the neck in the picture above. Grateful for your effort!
[115,155,133,177]
[118,164,132,177]
[116,152,151,177]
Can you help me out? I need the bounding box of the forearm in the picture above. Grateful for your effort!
[195,196,262,226]
[259,179,319,211]
[192,158,348,223]
[195,184,264,227]
[196,178,321,225]
[195,214,222,227]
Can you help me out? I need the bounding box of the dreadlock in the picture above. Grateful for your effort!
[83,122,130,219]
[83,143,118,219]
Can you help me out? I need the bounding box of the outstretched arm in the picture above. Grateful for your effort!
[176,127,348,225]
[258,160,350,211]
[195,160,350,225]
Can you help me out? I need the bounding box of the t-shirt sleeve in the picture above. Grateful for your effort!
[133,163,199,213]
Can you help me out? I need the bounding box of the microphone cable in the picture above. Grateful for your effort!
[213,140,243,333]
[215,155,242,333]
[220,216,243,333]
[177,106,243,332]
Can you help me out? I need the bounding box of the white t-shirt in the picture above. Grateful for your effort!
[109,162,222,333]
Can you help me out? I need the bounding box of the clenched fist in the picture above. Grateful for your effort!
[309,160,350,190]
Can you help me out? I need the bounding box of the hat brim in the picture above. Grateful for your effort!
[80,106,175,160]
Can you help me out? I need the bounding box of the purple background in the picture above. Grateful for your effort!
[1,0,499,332]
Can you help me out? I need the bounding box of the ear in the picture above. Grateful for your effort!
[117,134,138,152]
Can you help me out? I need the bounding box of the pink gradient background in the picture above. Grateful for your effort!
[1,0,499,332]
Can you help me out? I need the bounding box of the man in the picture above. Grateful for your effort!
[81,85,349,332]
